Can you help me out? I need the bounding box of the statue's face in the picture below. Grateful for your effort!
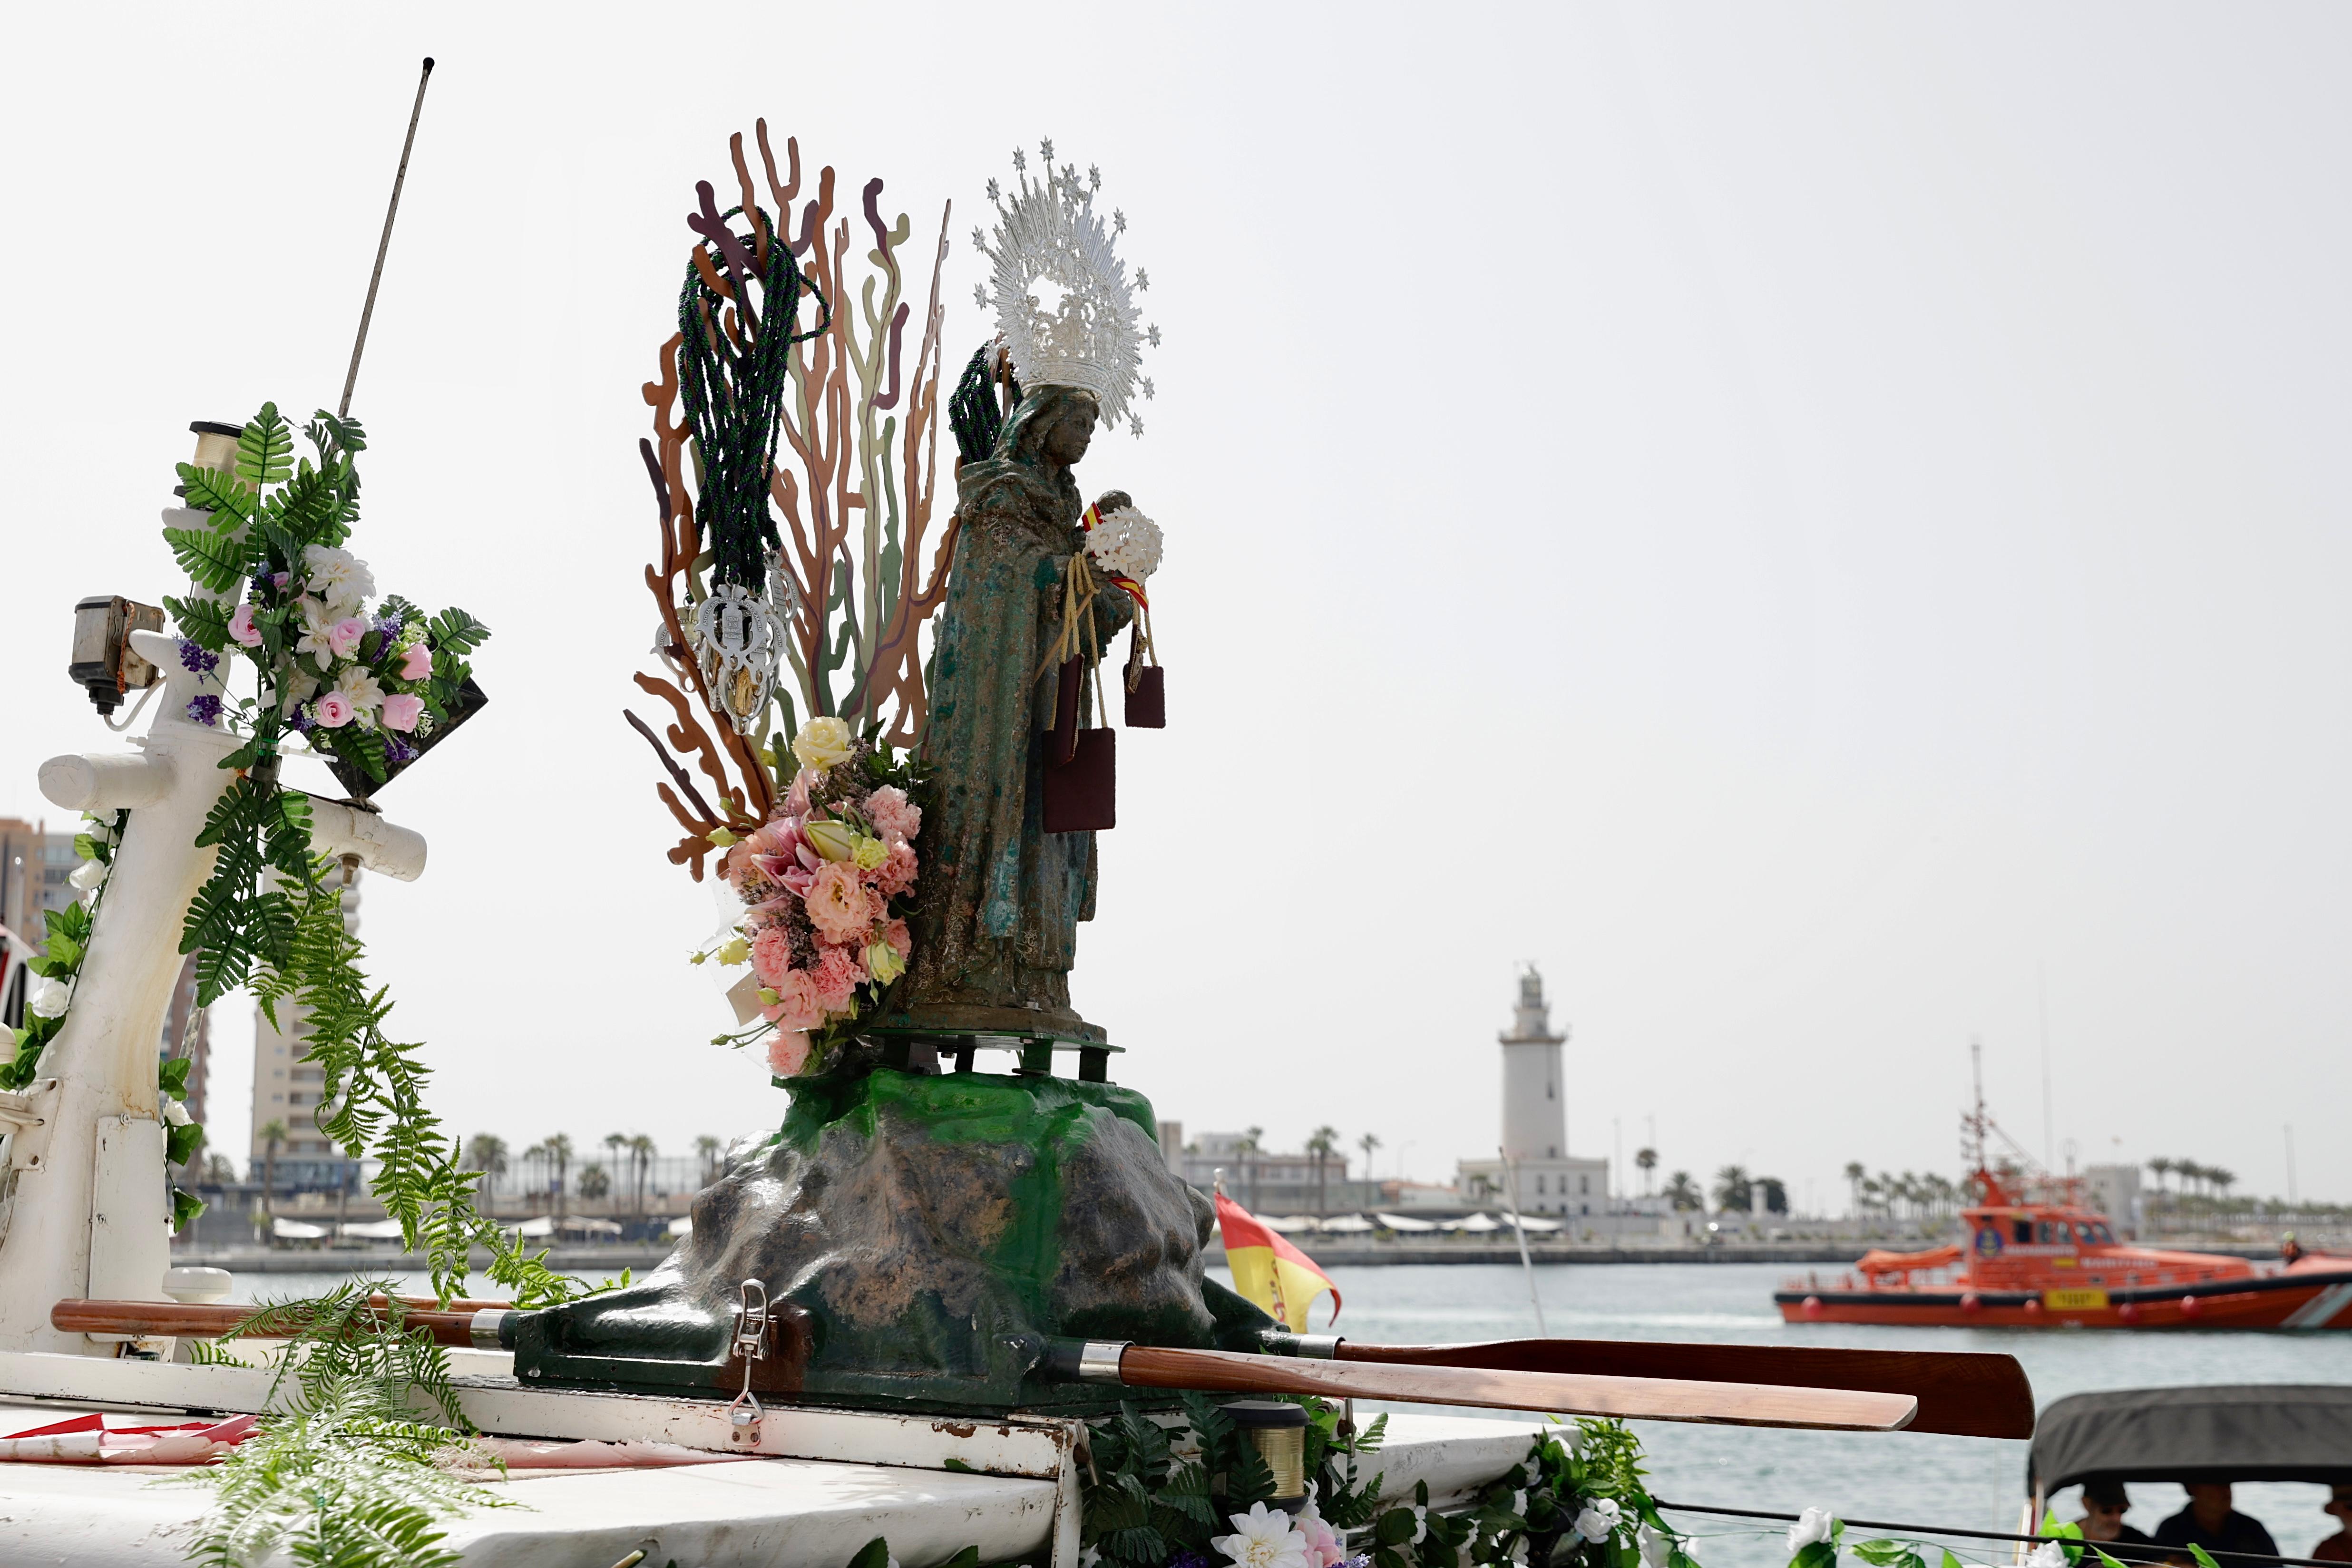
[1043,402,1097,466]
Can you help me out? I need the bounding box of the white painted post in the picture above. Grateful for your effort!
[0,584,427,1352]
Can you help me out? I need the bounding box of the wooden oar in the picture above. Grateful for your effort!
[1109,1344,1916,1431]
[1332,1338,2031,1439]
[53,1299,504,1350]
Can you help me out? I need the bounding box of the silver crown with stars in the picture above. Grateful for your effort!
[973,139,1159,436]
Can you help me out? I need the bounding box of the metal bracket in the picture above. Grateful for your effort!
[726,1278,771,1444]
[3,1080,60,1170]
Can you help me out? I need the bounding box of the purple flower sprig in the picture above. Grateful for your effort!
[185,694,224,727]
[177,638,220,677]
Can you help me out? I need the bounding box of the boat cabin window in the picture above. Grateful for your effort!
[2087,1222,2115,1244]
[2037,1221,2060,1245]
[2013,1218,2032,1244]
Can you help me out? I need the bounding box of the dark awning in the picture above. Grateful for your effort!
[2031,1386,2352,1491]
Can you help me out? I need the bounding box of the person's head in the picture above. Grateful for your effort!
[2185,1482,2234,1529]
[2081,1480,2131,1538]
[2324,1484,2352,1527]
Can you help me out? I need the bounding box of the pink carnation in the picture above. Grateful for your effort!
[875,840,918,897]
[864,785,921,844]
[381,692,425,732]
[761,970,825,1031]
[398,640,433,680]
[803,859,874,944]
[327,617,367,658]
[810,943,866,1011]
[751,926,795,987]
[766,1030,812,1077]
[228,603,263,648]
[312,691,354,728]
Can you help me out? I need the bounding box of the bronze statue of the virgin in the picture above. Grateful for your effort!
[881,383,1134,1042]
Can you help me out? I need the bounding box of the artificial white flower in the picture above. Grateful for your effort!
[1210,1501,1311,1568]
[68,860,105,892]
[1086,504,1164,583]
[303,545,376,612]
[293,600,341,673]
[164,1100,191,1128]
[1787,1508,1837,1553]
[334,663,386,714]
[2025,1544,2070,1568]
[1410,1503,1429,1544]
[1639,1521,1673,1568]
[1575,1505,1618,1545]
[1078,1552,1099,1568]
[26,975,72,1017]
[1508,1490,1527,1518]
[792,715,854,772]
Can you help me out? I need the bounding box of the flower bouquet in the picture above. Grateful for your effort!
[705,716,923,1080]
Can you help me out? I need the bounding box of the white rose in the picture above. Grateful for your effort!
[27,975,72,1017]
[791,716,854,772]
[68,860,105,892]
[1575,1509,1615,1545]
[164,1100,192,1128]
[1639,1521,1673,1568]
[1787,1508,1837,1553]
[2025,1545,2070,1568]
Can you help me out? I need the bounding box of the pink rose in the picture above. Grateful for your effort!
[882,917,911,959]
[227,603,264,648]
[751,926,795,987]
[398,641,432,680]
[803,859,873,944]
[312,691,354,728]
[766,1030,812,1077]
[381,692,425,732]
[810,944,866,1011]
[761,970,825,1031]
[327,616,367,658]
[875,840,918,897]
[863,785,922,845]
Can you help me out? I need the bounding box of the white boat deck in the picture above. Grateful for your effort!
[0,1350,1545,1568]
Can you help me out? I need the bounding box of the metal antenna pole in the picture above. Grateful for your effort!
[1499,1146,1547,1335]
[338,57,437,420]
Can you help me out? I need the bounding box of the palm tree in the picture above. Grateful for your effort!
[1635,1147,1659,1197]
[257,1120,287,1220]
[1237,1126,1264,1209]
[603,1132,629,1205]
[467,1134,509,1200]
[1843,1161,1866,1216]
[695,1135,724,1185]
[1712,1164,1753,1214]
[577,1163,611,1203]
[545,1133,574,1217]
[1757,1176,1789,1216]
[1357,1132,1382,1185]
[1663,1171,1703,1212]
[2148,1156,2174,1198]
[1306,1126,1340,1215]
[629,1134,658,1215]
[2207,1166,2235,1203]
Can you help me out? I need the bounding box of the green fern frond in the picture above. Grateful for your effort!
[236,403,295,489]
[166,526,254,595]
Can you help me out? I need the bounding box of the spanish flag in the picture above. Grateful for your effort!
[1216,1192,1342,1331]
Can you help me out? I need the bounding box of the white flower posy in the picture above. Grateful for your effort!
[1210,1502,1310,1568]
[1086,504,1164,584]
[1788,1508,1838,1553]
[303,545,375,613]
[2025,1543,2071,1568]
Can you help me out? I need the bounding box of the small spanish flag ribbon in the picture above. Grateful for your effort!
[1079,502,1149,609]
[1215,1191,1341,1331]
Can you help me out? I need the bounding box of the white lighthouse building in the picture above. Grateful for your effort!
[1456,968,1610,1217]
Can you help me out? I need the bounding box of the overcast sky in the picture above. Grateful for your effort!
[4,4,2347,1212]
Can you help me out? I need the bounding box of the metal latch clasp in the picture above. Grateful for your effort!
[726,1278,771,1444]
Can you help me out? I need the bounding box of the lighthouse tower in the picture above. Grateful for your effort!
[1500,966,1567,1162]
[1456,967,1611,1217]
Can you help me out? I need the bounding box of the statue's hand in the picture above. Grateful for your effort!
[1093,490,1133,516]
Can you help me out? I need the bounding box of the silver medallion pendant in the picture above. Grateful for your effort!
[692,582,784,734]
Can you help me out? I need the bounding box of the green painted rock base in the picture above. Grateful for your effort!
[511,1068,1273,1412]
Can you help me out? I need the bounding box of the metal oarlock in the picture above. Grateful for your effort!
[726,1278,771,1443]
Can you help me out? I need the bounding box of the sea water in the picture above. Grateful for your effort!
[229,1261,2352,1568]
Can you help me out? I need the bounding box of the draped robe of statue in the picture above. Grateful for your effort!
[885,385,1132,1042]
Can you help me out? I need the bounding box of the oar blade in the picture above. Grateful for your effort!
[1336,1339,2032,1439]
[1119,1346,1916,1431]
